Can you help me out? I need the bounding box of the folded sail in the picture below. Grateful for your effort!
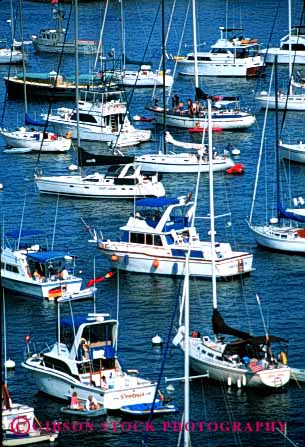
[165,131,204,151]
[278,202,305,224]
[212,309,251,340]
[79,148,134,167]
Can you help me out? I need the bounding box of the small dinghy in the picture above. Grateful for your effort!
[60,406,106,417]
[120,399,178,416]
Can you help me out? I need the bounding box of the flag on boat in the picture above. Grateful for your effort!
[86,271,113,287]
[48,286,62,299]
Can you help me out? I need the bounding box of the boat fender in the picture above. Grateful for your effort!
[111,254,119,262]
[227,377,232,387]
[152,258,159,269]
[237,378,241,388]
[124,254,129,265]
[279,351,288,365]
[242,375,246,386]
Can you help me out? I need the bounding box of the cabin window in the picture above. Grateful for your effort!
[43,356,72,375]
[1,262,4,269]
[154,235,162,246]
[146,234,153,245]
[130,233,145,244]
[208,353,214,358]
[5,264,19,273]
[282,43,305,51]
[71,113,97,124]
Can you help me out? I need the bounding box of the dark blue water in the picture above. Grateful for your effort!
[1,0,305,446]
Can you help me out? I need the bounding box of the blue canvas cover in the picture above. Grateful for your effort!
[25,251,67,263]
[136,198,179,207]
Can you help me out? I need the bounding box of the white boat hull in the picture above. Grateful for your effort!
[35,175,165,199]
[32,40,97,55]
[260,49,305,65]
[248,224,305,253]
[256,93,305,111]
[134,153,234,173]
[22,361,156,410]
[47,120,151,147]
[0,49,24,64]
[148,107,256,129]
[189,350,290,390]
[0,129,71,152]
[279,141,305,163]
[177,59,263,77]
[99,244,253,278]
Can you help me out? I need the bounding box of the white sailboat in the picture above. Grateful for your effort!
[135,131,235,173]
[256,0,305,111]
[173,100,291,392]
[0,4,25,65]
[249,58,305,253]
[145,0,256,130]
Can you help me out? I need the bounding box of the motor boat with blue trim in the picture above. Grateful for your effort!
[22,313,157,411]
[120,399,178,416]
[1,229,95,299]
[95,195,253,278]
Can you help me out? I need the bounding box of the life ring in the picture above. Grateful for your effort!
[279,351,287,365]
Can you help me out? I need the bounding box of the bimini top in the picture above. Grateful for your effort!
[136,198,180,207]
[60,316,88,330]
[25,251,68,263]
[5,229,45,239]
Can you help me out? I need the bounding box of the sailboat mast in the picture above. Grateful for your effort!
[192,0,199,88]
[74,0,80,161]
[207,99,217,310]
[184,252,190,447]
[162,0,167,154]
[274,55,280,222]
[120,0,126,70]
[288,0,292,96]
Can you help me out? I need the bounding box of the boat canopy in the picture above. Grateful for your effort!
[25,251,68,263]
[60,316,88,330]
[136,198,179,207]
[5,229,45,239]
[212,309,251,340]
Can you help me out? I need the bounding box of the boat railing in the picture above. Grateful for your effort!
[24,340,52,359]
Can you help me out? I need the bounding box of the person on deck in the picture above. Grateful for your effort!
[70,391,84,410]
[85,395,100,411]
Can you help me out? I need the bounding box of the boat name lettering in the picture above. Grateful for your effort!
[120,391,145,400]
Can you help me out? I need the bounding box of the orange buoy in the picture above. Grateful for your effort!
[111,255,119,262]
[152,258,159,269]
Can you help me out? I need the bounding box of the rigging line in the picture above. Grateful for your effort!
[94,0,109,72]
[34,3,73,167]
[280,2,305,136]
[254,0,281,101]
[248,63,274,224]
[142,276,183,446]
[111,2,161,151]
